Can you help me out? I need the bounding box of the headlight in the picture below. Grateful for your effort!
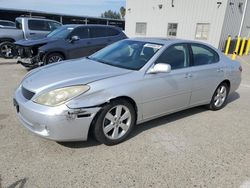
[33,85,90,106]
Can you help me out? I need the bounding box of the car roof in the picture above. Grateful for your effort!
[16,17,61,24]
[130,37,218,49]
[63,24,121,29]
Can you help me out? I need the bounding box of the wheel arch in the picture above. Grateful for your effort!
[88,95,138,139]
[0,38,15,43]
[221,79,231,91]
[45,51,66,59]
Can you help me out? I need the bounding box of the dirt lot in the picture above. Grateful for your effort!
[0,56,250,188]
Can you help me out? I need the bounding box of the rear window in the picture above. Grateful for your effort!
[28,20,50,31]
[106,28,120,36]
[191,44,220,66]
[90,27,107,38]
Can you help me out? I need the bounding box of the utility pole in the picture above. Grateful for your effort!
[238,0,248,36]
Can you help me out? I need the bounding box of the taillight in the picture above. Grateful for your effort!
[239,66,242,72]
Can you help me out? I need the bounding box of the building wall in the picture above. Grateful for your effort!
[125,0,228,48]
[219,0,246,50]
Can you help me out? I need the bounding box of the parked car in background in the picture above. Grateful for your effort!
[0,17,62,58]
[15,24,127,68]
[14,38,241,145]
[0,20,16,28]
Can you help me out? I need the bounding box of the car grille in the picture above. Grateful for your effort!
[22,86,35,100]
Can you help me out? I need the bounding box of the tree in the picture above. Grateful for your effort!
[120,6,126,19]
[101,10,121,19]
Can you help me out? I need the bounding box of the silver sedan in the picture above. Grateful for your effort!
[14,38,242,145]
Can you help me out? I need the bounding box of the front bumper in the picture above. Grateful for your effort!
[16,46,44,68]
[14,86,101,141]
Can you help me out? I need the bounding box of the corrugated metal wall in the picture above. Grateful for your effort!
[218,0,246,50]
[126,0,228,48]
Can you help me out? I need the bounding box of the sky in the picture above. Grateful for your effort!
[0,0,126,17]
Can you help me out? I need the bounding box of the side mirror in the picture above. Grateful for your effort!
[147,63,171,74]
[70,35,80,43]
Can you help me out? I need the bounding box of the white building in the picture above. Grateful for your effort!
[125,0,250,50]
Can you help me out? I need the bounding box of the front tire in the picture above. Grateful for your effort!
[0,41,17,59]
[208,82,229,111]
[93,99,136,145]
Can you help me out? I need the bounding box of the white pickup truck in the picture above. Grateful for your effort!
[0,17,62,58]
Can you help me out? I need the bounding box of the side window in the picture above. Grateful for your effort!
[106,28,120,36]
[90,27,107,38]
[28,20,50,31]
[70,27,89,39]
[48,21,61,31]
[191,44,220,66]
[155,44,190,70]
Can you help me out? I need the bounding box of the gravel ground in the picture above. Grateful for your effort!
[0,56,250,188]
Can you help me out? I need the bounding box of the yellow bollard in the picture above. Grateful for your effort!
[225,35,231,55]
[245,38,250,55]
[232,36,241,60]
[239,37,246,56]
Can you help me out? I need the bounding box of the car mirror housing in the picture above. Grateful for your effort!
[147,63,171,74]
[70,35,80,43]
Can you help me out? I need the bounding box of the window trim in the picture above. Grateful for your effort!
[189,43,220,67]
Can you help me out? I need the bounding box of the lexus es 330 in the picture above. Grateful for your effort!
[14,38,242,145]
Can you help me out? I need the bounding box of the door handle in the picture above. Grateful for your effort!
[87,42,91,45]
[185,73,193,78]
[29,33,36,35]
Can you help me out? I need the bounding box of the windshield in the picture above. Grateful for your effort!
[88,40,163,70]
[47,26,74,39]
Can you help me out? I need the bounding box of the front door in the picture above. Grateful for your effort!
[67,27,92,58]
[142,43,192,120]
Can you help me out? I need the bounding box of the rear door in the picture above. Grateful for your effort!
[88,26,109,54]
[188,43,224,106]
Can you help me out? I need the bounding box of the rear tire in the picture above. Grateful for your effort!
[0,41,17,59]
[93,99,136,145]
[208,82,229,111]
[45,53,64,65]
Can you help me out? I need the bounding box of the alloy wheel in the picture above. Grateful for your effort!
[102,105,132,140]
[1,44,14,58]
[214,85,227,108]
[48,56,63,63]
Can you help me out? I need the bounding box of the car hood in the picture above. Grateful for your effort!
[15,37,58,47]
[22,58,132,93]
